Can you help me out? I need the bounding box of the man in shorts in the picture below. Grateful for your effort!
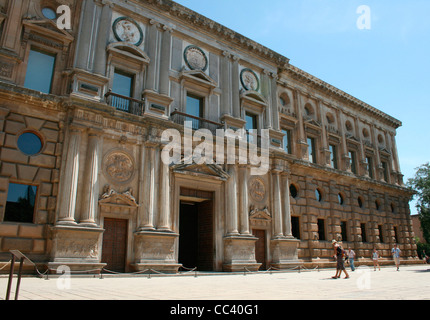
[391,244,401,271]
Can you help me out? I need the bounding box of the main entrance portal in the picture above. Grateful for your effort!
[178,188,214,271]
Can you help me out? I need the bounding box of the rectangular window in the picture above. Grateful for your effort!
[378,225,384,243]
[307,137,316,164]
[291,216,300,239]
[349,150,357,174]
[329,144,338,169]
[113,70,134,97]
[317,219,326,241]
[24,47,56,94]
[4,183,38,223]
[366,156,374,179]
[185,94,204,130]
[245,112,258,145]
[282,129,292,154]
[112,70,134,113]
[393,226,399,243]
[341,221,348,242]
[360,223,367,243]
[381,161,389,182]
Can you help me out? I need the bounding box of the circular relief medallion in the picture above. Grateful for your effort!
[240,68,260,91]
[113,17,144,47]
[184,45,208,71]
[249,177,266,202]
[103,151,135,184]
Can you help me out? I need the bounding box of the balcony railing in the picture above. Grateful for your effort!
[105,90,144,116]
[170,109,223,134]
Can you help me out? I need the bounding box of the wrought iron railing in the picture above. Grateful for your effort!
[170,109,223,134]
[105,90,144,116]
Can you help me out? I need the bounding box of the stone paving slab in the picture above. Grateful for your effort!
[1,264,429,301]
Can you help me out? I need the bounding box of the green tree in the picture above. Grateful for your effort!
[407,162,430,243]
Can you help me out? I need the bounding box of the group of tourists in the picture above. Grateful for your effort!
[331,240,402,279]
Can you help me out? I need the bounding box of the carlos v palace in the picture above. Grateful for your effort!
[0,0,419,273]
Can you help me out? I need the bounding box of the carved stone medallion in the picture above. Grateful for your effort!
[240,68,260,91]
[103,151,135,184]
[249,177,266,202]
[184,45,208,71]
[113,17,144,47]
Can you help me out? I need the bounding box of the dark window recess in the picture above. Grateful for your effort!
[4,183,37,223]
[317,219,326,241]
[291,216,300,239]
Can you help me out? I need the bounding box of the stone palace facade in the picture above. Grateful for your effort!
[0,0,418,273]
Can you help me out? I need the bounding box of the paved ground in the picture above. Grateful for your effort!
[1,264,429,301]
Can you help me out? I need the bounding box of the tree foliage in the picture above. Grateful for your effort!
[407,162,430,243]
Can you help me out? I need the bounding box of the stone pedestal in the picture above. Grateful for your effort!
[223,235,261,272]
[48,225,105,273]
[270,238,302,269]
[132,231,181,274]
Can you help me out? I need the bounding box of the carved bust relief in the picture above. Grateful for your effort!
[184,45,208,71]
[240,68,260,91]
[113,17,144,47]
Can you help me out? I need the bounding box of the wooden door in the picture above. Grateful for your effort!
[254,229,266,270]
[102,218,128,272]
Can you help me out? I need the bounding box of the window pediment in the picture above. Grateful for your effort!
[179,68,217,91]
[23,19,74,47]
[107,42,150,65]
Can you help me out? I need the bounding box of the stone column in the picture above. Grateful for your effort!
[336,108,350,171]
[272,170,284,239]
[294,90,308,159]
[270,74,279,131]
[281,172,293,238]
[57,127,82,225]
[138,144,157,230]
[93,1,113,76]
[239,165,250,235]
[158,152,171,231]
[261,70,272,129]
[159,25,172,96]
[74,0,97,71]
[80,130,101,227]
[145,19,160,92]
[226,164,239,235]
[220,51,231,116]
[318,100,331,166]
[231,55,240,119]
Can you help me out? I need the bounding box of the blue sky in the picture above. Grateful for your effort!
[175,0,430,214]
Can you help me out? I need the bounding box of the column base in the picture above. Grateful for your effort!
[223,235,261,272]
[133,230,180,274]
[270,237,302,270]
[48,225,105,273]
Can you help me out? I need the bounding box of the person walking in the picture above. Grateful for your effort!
[392,244,401,271]
[372,248,381,271]
[348,247,356,271]
[332,240,349,279]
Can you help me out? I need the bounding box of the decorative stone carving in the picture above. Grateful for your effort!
[249,177,266,202]
[184,45,208,71]
[240,68,260,91]
[103,151,135,184]
[113,17,144,46]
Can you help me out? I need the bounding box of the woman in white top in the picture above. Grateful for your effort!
[372,248,381,271]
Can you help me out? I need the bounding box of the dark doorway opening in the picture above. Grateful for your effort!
[253,229,267,270]
[102,218,128,273]
[178,189,214,271]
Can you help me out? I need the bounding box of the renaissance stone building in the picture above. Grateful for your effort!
[0,0,418,273]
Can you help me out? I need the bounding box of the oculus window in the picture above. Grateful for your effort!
[17,132,43,156]
[42,7,57,20]
[24,48,56,94]
[4,183,37,223]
